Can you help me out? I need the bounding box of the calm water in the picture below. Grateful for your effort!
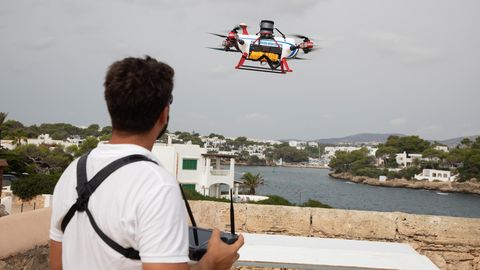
[235,166,480,218]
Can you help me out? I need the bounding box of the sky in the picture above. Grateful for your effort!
[1,0,479,141]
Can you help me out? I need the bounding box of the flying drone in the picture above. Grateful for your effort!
[208,20,319,74]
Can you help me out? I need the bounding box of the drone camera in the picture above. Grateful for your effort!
[259,20,275,37]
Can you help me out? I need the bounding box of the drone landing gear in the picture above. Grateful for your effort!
[235,54,292,74]
[280,58,292,73]
[235,52,248,69]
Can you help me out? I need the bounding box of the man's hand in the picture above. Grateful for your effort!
[194,228,244,270]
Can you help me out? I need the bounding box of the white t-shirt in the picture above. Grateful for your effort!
[50,143,189,269]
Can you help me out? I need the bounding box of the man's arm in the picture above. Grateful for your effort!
[143,229,244,270]
[50,240,62,270]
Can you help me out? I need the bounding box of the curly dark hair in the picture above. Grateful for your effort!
[104,56,174,133]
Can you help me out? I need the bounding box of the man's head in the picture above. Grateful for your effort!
[104,56,174,135]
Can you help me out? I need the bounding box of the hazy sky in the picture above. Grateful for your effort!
[1,0,479,141]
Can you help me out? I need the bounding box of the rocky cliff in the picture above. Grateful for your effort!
[330,172,480,195]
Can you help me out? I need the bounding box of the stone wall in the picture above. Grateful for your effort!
[189,201,480,270]
[1,202,479,270]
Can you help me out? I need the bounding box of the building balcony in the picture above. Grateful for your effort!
[210,169,230,176]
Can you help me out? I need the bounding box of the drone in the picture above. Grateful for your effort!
[208,20,319,74]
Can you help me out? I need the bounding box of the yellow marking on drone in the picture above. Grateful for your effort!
[248,51,279,62]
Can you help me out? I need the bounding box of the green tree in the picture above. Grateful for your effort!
[0,112,8,148]
[460,138,472,147]
[76,136,99,157]
[272,146,308,163]
[241,172,265,195]
[11,173,60,200]
[329,148,377,175]
[247,155,266,166]
[379,135,431,154]
[13,144,72,173]
[1,120,25,139]
[65,145,79,156]
[85,124,101,137]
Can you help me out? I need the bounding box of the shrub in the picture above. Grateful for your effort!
[254,195,293,206]
[182,188,228,202]
[302,199,332,208]
[353,167,383,178]
[11,173,60,200]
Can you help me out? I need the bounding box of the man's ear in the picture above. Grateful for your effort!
[158,105,169,126]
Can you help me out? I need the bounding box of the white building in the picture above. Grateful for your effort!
[307,141,319,147]
[434,145,449,152]
[414,169,457,182]
[322,146,378,164]
[395,152,422,167]
[152,139,235,198]
[288,140,306,150]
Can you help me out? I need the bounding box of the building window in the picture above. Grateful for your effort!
[182,159,198,170]
[181,184,196,191]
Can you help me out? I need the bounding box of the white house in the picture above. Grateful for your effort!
[434,145,449,152]
[288,140,306,150]
[152,139,235,198]
[414,169,457,182]
[395,152,422,167]
[307,141,319,147]
[322,146,378,164]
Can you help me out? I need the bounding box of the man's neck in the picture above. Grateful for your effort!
[109,130,156,151]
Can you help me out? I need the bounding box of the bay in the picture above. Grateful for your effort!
[235,166,480,218]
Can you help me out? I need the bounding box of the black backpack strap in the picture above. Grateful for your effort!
[85,208,141,259]
[61,154,89,232]
[60,153,157,260]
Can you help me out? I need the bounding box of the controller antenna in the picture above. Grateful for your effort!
[230,189,235,235]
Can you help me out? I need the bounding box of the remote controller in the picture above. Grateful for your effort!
[188,227,238,261]
[187,190,238,261]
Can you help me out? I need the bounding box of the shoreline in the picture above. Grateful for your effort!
[329,172,480,195]
[235,163,330,169]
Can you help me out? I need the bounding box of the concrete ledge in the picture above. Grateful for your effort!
[0,208,51,259]
[1,202,479,269]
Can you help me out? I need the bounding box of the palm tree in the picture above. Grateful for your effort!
[0,112,7,148]
[241,172,265,195]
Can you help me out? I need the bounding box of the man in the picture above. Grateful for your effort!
[49,56,244,270]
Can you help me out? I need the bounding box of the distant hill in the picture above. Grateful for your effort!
[438,135,480,147]
[315,133,405,145]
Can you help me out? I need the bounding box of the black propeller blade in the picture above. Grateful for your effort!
[291,34,321,42]
[293,34,309,40]
[292,56,310,60]
[208,32,228,38]
[206,47,241,53]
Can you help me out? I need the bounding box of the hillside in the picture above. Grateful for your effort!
[315,133,405,145]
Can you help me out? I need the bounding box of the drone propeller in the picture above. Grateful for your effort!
[206,47,241,53]
[208,32,228,38]
[231,25,241,32]
[291,34,321,42]
[292,56,310,60]
[292,34,310,40]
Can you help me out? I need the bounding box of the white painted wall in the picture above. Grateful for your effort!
[414,169,455,182]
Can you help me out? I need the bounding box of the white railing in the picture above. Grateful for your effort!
[210,169,230,176]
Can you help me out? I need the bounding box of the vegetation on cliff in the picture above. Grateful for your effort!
[329,135,480,182]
